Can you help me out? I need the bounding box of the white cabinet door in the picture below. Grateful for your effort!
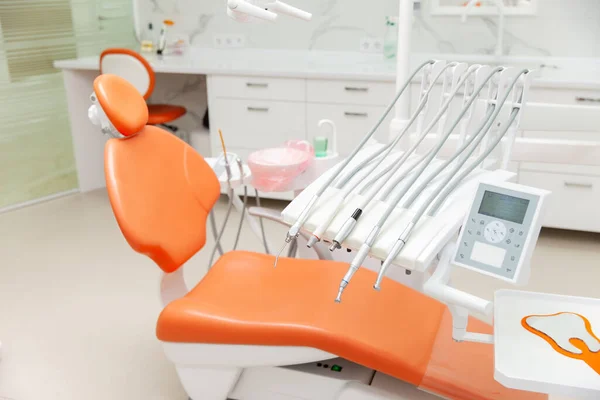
[211,99,306,151]
[306,103,394,156]
[528,87,600,107]
[519,171,600,232]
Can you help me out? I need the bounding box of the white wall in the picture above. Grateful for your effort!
[137,0,600,57]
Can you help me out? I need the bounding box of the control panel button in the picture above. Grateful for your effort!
[506,239,511,245]
[484,220,507,244]
[509,228,515,234]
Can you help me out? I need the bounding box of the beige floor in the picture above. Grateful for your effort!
[0,190,598,400]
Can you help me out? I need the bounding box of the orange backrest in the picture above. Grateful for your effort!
[96,74,221,273]
[105,126,220,273]
[100,48,155,100]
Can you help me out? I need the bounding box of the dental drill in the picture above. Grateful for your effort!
[335,66,508,302]
[373,70,530,291]
[273,59,436,266]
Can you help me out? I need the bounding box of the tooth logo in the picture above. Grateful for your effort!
[522,312,600,375]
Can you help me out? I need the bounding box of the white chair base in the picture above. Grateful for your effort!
[163,342,442,400]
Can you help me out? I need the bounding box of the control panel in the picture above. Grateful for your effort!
[453,182,549,285]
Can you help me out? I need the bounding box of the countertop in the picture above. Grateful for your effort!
[54,48,600,90]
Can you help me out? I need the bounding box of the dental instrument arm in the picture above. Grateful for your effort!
[336,66,504,301]
[330,64,480,255]
[274,59,436,265]
[374,70,529,289]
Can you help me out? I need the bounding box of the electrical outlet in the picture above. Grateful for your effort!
[213,34,246,49]
[359,37,384,53]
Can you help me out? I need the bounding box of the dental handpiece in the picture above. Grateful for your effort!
[274,60,436,266]
[336,66,502,301]
[374,71,529,290]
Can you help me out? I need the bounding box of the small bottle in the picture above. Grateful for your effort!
[383,17,398,59]
[140,23,154,53]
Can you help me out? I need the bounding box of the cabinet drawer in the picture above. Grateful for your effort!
[519,171,600,232]
[211,99,306,150]
[520,102,600,132]
[520,130,600,176]
[528,87,600,107]
[210,75,305,101]
[307,104,393,156]
[307,80,395,106]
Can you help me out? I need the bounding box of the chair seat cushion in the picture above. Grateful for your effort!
[157,251,546,400]
[147,104,186,124]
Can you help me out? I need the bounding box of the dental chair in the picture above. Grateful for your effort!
[94,73,547,400]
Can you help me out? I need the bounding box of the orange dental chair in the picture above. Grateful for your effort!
[92,74,547,400]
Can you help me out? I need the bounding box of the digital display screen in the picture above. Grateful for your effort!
[478,191,530,224]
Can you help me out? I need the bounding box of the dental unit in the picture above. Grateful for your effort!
[75,1,600,399]
[89,63,600,399]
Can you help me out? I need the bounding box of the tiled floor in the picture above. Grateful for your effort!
[0,190,598,400]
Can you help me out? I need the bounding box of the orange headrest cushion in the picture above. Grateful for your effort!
[93,74,148,136]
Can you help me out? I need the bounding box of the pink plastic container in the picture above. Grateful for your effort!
[248,140,314,192]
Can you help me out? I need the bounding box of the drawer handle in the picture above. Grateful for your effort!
[246,82,269,88]
[575,96,600,103]
[344,111,368,118]
[345,86,369,92]
[564,181,593,189]
[247,106,269,112]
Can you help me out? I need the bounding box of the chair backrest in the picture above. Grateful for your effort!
[100,48,155,100]
[94,74,220,273]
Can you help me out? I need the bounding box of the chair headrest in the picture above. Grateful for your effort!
[93,74,148,137]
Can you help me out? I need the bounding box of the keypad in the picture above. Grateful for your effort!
[459,215,527,279]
